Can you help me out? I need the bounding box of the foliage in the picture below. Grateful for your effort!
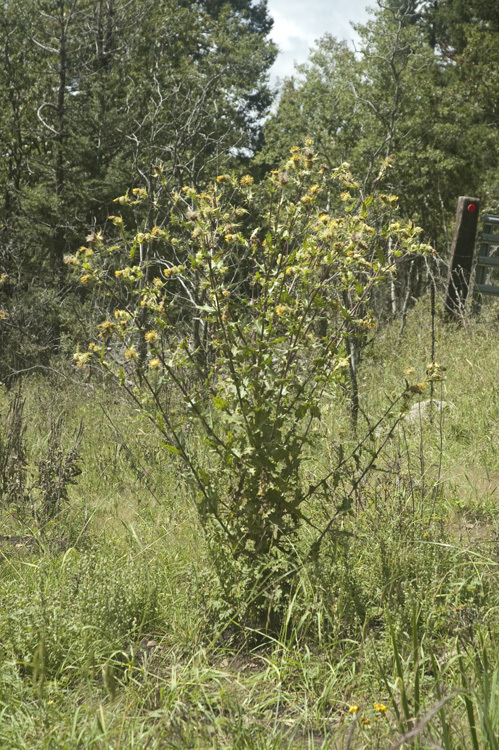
[0,342,493,748]
[0,0,276,384]
[254,36,360,174]
[258,0,499,286]
[67,147,433,628]
[0,388,83,524]
[1,307,499,746]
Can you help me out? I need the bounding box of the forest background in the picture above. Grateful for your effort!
[1,0,498,378]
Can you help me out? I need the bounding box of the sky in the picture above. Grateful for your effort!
[266,0,373,82]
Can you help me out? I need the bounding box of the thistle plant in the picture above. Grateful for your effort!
[68,145,433,628]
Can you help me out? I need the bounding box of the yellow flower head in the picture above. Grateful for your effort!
[410,382,426,394]
[379,194,398,205]
[149,358,161,369]
[124,348,138,361]
[145,330,158,343]
[73,352,90,367]
[108,215,124,227]
[348,705,359,713]
[426,361,445,380]
[240,174,254,187]
[97,320,114,339]
[114,309,130,322]
[374,703,387,713]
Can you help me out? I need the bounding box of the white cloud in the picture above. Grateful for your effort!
[270,9,305,49]
[266,0,373,82]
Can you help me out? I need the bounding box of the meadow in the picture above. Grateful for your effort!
[1,299,499,749]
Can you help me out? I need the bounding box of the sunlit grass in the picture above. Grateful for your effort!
[2,301,499,747]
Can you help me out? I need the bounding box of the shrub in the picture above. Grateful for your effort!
[0,389,83,525]
[68,145,433,630]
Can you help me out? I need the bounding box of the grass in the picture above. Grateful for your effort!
[2,299,499,748]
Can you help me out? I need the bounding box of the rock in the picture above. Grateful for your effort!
[403,399,452,424]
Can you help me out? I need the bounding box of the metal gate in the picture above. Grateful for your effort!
[473,213,499,309]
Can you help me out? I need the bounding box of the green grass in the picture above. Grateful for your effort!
[2,301,499,748]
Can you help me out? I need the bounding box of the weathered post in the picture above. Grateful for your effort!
[444,196,480,319]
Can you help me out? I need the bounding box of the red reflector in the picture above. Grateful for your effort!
[467,204,477,213]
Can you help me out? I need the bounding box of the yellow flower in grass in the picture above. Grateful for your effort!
[410,382,426,394]
[374,703,387,713]
[114,309,130,322]
[73,352,90,367]
[145,330,158,343]
[149,358,161,370]
[97,320,114,338]
[124,348,138,361]
[348,705,359,714]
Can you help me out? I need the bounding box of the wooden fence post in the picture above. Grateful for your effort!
[444,196,480,319]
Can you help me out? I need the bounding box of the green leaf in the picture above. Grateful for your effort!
[212,396,228,409]
[162,443,182,455]
[309,404,321,419]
